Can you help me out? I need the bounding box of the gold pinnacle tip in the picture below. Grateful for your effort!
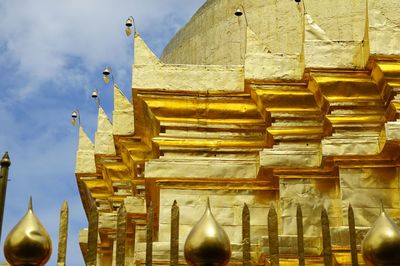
[1,152,11,167]
[28,197,33,211]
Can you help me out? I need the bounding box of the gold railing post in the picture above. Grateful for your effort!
[242,203,251,266]
[57,200,69,266]
[321,208,333,266]
[170,200,179,266]
[268,203,279,266]
[0,152,11,241]
[348,204,358,266]
[296,204,305,266]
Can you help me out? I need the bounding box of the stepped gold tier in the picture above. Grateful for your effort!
[75,0,400,265]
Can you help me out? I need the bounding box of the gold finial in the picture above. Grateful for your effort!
[1,152,11,167]
[361,205,400,265]
[4,198,52,266]
[184,198,231,266]
[28,196,33,210]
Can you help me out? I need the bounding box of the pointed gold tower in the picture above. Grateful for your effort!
[4,198,52,266]
[184,199,231,266]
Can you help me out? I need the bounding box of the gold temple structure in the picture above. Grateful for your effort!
[72,0,400,265]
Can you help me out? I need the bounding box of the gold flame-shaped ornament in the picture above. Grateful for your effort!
[4,198,52,266]
[361,205,400,265]
[184,198,231,266]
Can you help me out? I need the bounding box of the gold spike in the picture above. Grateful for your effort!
[242,203,251,266]
[28,196,32,210]
[296,204,305,266]
[87,202,98,266]
[170,200,179,266]
[4,198,52,266]
[348,204,358,266]
[146,201,154,266]
[362,204,400,265]
[184,198,231,266]
[321,208,333,266]
[0,152,11,167]
[57,200,69,266]
[0,152,11,241]
[116,202,127,266]
[268,203,279,266]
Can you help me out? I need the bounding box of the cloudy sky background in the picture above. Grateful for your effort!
[0,0,205,264]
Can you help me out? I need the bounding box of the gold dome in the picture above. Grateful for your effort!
[4,198,52,266]
[184,198,231,266]
[361,205,400,265]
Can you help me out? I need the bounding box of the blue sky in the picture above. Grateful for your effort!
[0,0,205,264]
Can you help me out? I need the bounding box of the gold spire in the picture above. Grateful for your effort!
[184,198,231,266]
[361,205,400,265]
[4,197,52,266]
[134,32,161,65]
[75,126,96,174]
[112,84,134,135]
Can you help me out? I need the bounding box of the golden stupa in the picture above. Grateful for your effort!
[71,0,400,265]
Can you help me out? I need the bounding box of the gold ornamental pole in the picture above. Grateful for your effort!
[348,204,358,266]
[321,208,333,266]
[268,203,279,266]
[57,200,69,266]
[242,203,251,266]
[0,152,11,241]
[170,200,179,266]
[296,204,305,266]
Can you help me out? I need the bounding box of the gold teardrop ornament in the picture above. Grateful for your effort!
[184,198,231,266]
[361,206,400,265]
[4,198,52,266]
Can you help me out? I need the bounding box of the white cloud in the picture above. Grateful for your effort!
[0,0,205,97]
